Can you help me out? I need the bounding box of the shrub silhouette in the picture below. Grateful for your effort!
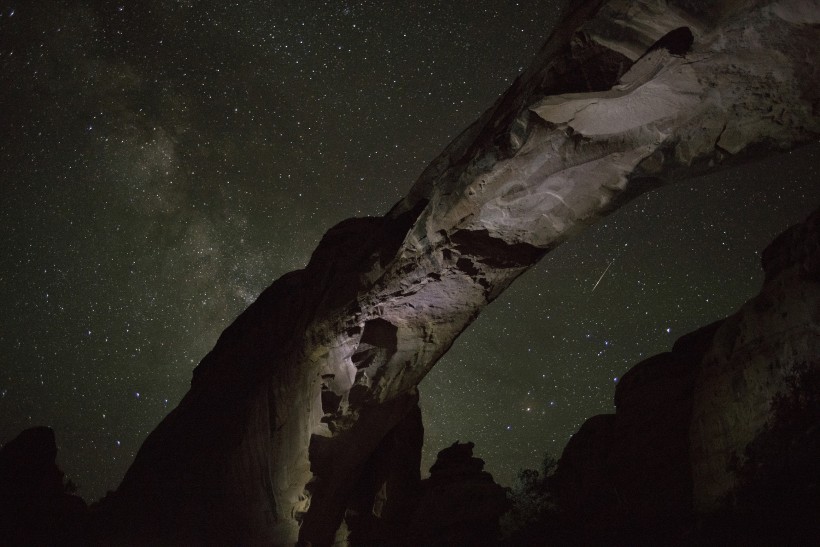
[499,453,558,539]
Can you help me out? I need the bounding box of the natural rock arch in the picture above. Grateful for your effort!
[95,1,820,545]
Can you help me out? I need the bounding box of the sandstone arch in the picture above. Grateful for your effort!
[97,1,820,545]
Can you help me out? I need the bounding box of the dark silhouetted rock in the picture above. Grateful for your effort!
[407,442,509,546]
[546,207,820,545]
[343,400,425,545]
[551,323,719,544]
[690,208,820,513]
[0,427,89,547]
[552,414,619,537]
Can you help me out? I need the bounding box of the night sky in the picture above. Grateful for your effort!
[1,1,817,502]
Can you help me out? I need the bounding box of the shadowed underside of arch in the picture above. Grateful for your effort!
[96,1,820,545]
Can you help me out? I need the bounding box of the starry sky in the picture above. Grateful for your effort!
[1,1,818,502]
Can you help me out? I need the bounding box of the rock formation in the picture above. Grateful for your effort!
[90,1,819,545]
[546,207,820,545]
[345,440,510,546]
[691,210,820,512]
[406,442,509,546]
[0,427,89,546]
[342,398,425,544]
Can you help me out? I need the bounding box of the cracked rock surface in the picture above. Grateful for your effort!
[92,1,820,545]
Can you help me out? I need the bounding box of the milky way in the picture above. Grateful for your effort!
[1,1,818,500]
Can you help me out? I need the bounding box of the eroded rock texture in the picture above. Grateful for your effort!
[549,207,820,545]
[94,1,820,545]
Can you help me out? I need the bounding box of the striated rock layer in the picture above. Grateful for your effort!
[94,1,820,545]
[550,207,820,544]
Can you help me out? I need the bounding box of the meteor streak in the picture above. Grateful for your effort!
[592,259,614,292]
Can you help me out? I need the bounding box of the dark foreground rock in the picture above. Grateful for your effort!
[345,439,509,546]
[406,442,510,546]
[517,207,820,546]
[0,427,89,546]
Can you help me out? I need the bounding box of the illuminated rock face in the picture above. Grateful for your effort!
[97,1,820,545]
